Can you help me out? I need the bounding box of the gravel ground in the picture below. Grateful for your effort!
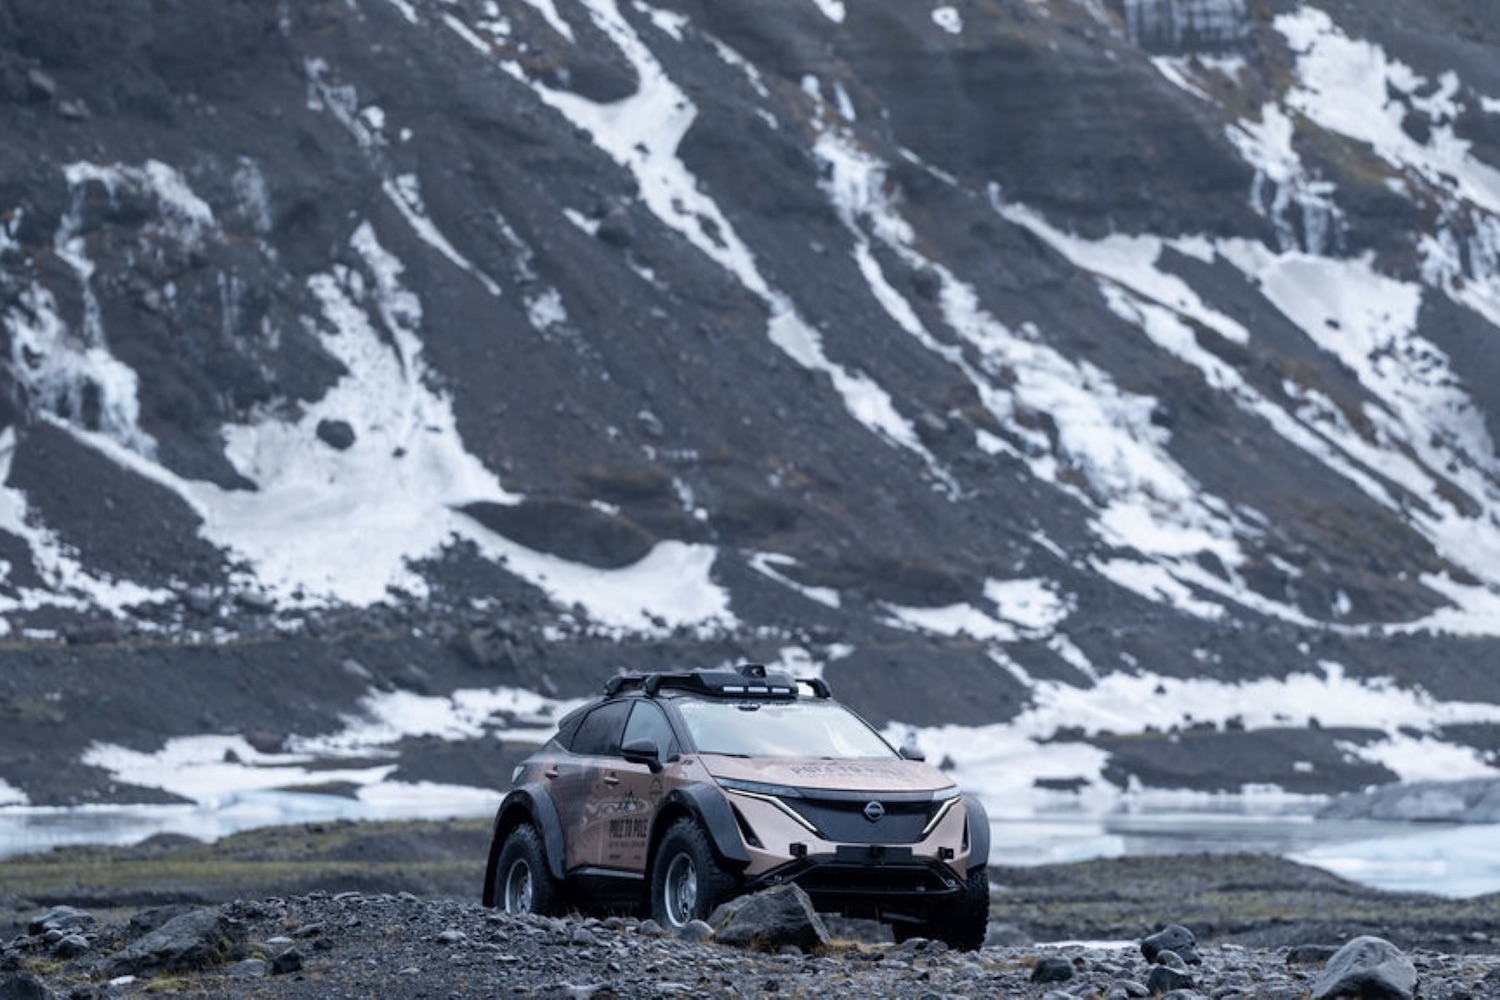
[8,881,1500,1000]
[5,891,1500,1000]
[5,822,1500,999]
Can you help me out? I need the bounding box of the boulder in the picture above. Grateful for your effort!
[1145,965,1195,995]
[1030,955,1074,983]
[707,885,829,952]
[103,907,247,977]
[460,499,654,569]
[315,418,356,451]
[1142,923,1201,965]
[1311,936,1417,1000]
[27,906,94,937]
[0,973,54,1000]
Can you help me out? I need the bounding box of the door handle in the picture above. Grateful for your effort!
[543,768,560,779]
[603,774,620,786]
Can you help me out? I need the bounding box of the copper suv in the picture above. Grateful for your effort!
[481,664,990,948]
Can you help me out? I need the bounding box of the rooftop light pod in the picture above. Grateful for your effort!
[606,664,826,699]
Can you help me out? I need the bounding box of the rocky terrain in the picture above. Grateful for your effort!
[3,824,1500,999]
[13,896,1500,1000]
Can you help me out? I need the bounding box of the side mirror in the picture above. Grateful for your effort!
[899,745,926,762]
[622,737,663,773]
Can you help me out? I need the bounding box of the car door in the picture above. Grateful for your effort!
[594,700,680,872]
[555,700,631,872]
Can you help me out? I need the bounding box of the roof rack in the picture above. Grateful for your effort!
[604,663,832,700]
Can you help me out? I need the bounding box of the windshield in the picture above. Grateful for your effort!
[674,699,898,759]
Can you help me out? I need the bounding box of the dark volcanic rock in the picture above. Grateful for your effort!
[315,418,356,451]
[103,907,247,976]
[3,422,230,589]
[1312,935,1418,1000]
[0,973,53,1000]
[461,498,655,569]
[0,891,1493,1000]
[707,884,830,952]
[1142,923,1201,966]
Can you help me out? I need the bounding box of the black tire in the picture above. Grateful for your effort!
[492,824,559,917]
[893,868,990,951]
[650,818,739,930]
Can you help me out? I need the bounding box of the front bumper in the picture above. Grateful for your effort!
[747,849,966,921]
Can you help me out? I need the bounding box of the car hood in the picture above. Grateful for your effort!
[699,755,956,794]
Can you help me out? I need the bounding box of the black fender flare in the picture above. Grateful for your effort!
[481,785,568,906]
[648,783,750,876]
[963,794,991,874]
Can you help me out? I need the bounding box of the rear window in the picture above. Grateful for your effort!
[674,699,896,759]
[568,701,630,756]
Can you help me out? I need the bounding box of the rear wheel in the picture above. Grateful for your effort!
[892,868,989,951]
[493,824,559,917]
[650,819,738,929]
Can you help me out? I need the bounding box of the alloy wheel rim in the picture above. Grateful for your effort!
[504,859,533,914]
[665,854,698,926]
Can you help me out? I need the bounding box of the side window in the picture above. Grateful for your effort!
[623,701,678,759]
[568,701,630,757]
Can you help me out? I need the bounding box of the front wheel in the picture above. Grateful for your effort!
[650,819,738,930]
[492,823,559,917]
[892,868,990,951]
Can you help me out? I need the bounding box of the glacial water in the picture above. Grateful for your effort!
[2,795,1496,900]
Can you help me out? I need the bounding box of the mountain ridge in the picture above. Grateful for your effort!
[3,0,1500,817]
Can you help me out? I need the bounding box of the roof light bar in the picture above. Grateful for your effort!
[603,665,832,700]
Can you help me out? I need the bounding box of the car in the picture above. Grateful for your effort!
[481,663,990,949]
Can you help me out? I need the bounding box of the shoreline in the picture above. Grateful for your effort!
[5,798,1500,900]
[3,817,1498,956]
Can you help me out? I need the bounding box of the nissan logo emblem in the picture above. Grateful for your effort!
[863,800,886,822]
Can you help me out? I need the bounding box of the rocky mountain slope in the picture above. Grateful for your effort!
[4,0,1500,816]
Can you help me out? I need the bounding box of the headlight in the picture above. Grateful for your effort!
[921,795,961,838]
[715,776,806,799]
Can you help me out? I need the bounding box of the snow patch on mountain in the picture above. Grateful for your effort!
[914,659,1500,813]
[931,6,962,35]
[747,552,842,610]
[807,0,845,25]
[174,223,506,606]
[4,161,216,461]
[514,0,944,480]
[882,578,1068,642]
[1277,8,1500,216]
[0,430,174,635]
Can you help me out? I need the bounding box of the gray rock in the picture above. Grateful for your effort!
[707,885,829,952]
[1146,965,1195,994]
[1311,936,1417,1000]
[315,418,356,450]
[226,958,269,979]
[27,907,94,936]
[1030,955,1074,983]
[49,935,89,959]
[103,907,247,976]
[677,920,714,943]
[1143,924,1201,965]
[1287,944,1341,965]
[0,973,53,1000]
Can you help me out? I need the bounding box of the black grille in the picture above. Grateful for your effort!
[787,795,939,844]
